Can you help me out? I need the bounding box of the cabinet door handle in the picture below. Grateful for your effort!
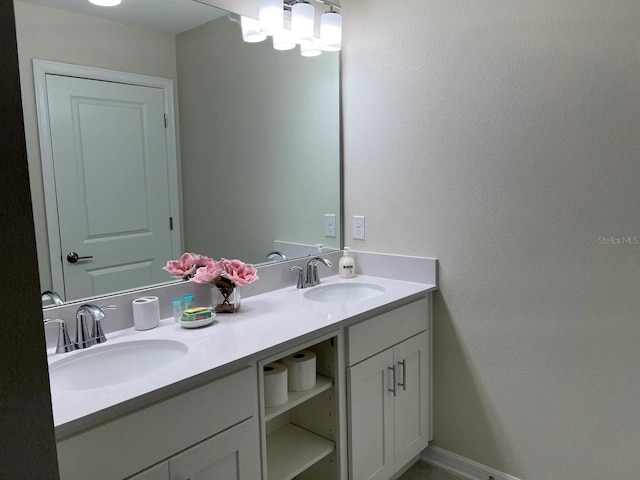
[388,365,397,397]
[398,359,407,391]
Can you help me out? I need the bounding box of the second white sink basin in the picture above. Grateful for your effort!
[304,283,385,303]
[49,339,188,391]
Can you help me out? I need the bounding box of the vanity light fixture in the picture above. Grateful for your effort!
[291,1,315,45]
[320,8,342,51]
[241,0,342,56]
[88,0,121,6]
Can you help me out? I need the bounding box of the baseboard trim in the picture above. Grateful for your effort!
[420,446,522,480]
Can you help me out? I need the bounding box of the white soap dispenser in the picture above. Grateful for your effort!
[339,247,356,278]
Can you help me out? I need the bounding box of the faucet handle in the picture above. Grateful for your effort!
[291,266,304,289]
[43,318,76,354]
[92,305,117,344]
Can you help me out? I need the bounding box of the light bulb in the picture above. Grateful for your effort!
[291,2,315,45]
[260,0,283,36]
[241,16,267,43]
[89,0,121,6]
[320,11,342,51]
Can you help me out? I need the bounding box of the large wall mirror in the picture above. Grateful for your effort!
[14,0,341,304]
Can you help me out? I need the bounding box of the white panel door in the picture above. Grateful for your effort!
[393,332,429,469]
[169,418,261,480]
[46,74,175,300]
[348,348,395,480]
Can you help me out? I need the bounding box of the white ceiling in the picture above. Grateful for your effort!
[21,0,230,33]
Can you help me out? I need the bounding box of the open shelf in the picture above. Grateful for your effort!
[266,423,335,480]
[265,374,333,422]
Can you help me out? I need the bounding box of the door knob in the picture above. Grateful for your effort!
[66,252,93,264]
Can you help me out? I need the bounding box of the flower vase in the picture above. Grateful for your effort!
[212,278,241,313]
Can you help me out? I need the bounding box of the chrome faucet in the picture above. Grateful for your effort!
[41,290,64,306]
[267,251,288,262]
[74,303,117,349]
[305,257,333,288]
[43,318,75,354]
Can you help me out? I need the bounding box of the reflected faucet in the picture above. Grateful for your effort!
[41,290,64,306]
[266,251,288,262]
[75,303,117,349]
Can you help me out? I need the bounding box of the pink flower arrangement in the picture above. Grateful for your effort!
[163,252,212,280]
[164,253,258,288]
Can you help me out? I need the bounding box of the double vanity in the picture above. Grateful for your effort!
[46,253,437,480]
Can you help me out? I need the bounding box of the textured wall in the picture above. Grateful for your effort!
[14,0,178,291]
[0,1,59,477]
[342,1,640,478]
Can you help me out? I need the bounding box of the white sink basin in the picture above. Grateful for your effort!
[49,339,188,391]
[304,283,385,303]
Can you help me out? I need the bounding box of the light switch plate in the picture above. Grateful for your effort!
[324,214,336,237]
[352,215,365,240]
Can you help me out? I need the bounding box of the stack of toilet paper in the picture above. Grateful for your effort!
[263,350,317,408]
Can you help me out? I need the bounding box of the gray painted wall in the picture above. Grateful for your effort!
[342,1,640,478]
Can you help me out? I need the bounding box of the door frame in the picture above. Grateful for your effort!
[33,59,181,298]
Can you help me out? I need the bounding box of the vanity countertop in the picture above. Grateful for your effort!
[48,274,436,439]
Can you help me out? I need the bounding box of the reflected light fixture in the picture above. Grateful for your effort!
[88,0,121,6]
[273,28,296,50]
[260,0,284,36]
[241,0,342,57]
[301,39,322,57]
[241,16,267,43]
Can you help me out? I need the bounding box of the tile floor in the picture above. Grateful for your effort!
[397,461,462,480]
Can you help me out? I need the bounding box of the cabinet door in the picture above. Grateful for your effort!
[347,348,395,480]
[128,462,169,480]
[169,418,261,480]
[393,332,429,469]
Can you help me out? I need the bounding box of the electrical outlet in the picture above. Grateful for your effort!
[352,215,365,240]
[324,214,336,237]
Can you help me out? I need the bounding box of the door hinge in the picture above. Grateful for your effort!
[164,113,168,128]
[169,216,174,230]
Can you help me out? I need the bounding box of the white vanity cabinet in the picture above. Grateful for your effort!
[258,331,345,480]
[129,417,260,480]
[346,298,431,480]
[57,365,260,480]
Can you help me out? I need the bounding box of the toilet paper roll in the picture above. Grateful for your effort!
[282,350,316,392]
[264,362,288,408]
[132,296,160,331]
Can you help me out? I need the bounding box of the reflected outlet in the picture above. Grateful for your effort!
[324,214,336,237]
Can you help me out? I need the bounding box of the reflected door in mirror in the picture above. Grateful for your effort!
[45,74,178,301]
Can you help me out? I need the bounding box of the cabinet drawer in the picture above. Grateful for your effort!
[58,365,257,480]
[346,297,429,366]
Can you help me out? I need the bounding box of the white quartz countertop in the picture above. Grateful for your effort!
[48,274,436,438]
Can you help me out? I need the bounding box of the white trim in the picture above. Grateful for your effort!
[421,446,522,480]
[32,60,182,300]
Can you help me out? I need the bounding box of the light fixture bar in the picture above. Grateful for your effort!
[285,0,341,10]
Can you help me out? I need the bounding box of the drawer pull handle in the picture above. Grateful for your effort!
[388,365,397,396]
[398,359,407,391]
